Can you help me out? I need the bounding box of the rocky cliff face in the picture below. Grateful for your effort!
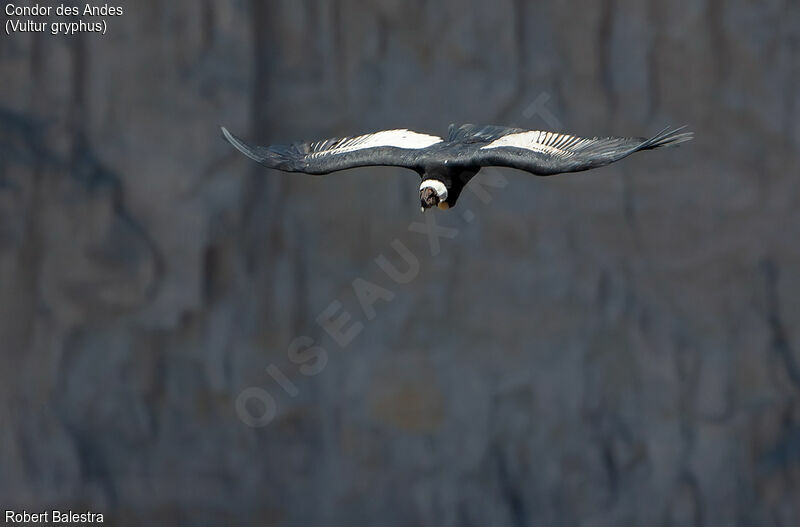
[2,0,800,525]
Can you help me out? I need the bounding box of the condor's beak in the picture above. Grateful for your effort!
[420,206,425,213]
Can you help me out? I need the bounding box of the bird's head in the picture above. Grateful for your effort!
[419,180,449,212]
[420,187,440,211]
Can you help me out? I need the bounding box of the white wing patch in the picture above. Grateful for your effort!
[307,129,442,158]
[480,131,591,159]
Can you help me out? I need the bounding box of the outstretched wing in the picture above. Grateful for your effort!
[221,127,443,175]
[469,126,693,175]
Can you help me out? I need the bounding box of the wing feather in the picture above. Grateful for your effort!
[474,126,693,175]
[221,127,443,175]
[447,123,524,143]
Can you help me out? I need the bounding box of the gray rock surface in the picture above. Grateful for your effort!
[1,0,800,525]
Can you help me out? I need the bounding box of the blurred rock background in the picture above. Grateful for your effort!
[1,0,800,525]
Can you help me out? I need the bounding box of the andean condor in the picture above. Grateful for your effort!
[221,124,692,211]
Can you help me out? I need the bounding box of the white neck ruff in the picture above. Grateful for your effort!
[419,180,448,202]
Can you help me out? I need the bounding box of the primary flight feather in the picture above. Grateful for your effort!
[221,124,693,211]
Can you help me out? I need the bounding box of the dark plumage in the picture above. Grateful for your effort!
[221,124,693,211]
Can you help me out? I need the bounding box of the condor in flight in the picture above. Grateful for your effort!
[221,124,692,211]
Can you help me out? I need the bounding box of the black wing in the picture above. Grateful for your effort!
[221,127,443,175]
[467,125,693,175]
